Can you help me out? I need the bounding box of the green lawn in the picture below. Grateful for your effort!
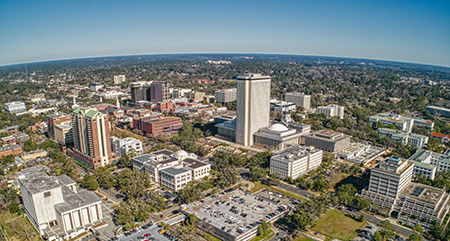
[205,233,222,241]
[249,181,268,193]
[0,211,40,241]
[295,235,315,241]
[312,209,365,240]
[249,230,274,241]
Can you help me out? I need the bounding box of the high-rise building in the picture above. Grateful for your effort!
[236,74,271,146]
[114,75,126,85]
[215,88,237,104]
[285,92,311,110]
[47,113,72,139]
[150,81,171,103]
[130,81,151,103]
[68,107,117,169]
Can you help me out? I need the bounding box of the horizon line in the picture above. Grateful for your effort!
[1,52,449,70]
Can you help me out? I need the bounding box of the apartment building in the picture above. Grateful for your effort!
[111,136,143,156]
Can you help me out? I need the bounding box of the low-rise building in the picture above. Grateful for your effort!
[17,166,105,240]
[90,82,103,92]
[337,143,388,165]
[111,136,143,156]
[5,101,27,114]
[187,91,205,102]
[132,149,210,191]
[0,144,22,158]
[215,88,237,104]
[21,149,48,162]
[253,123,303,150]
[270,145,323,179]
[303,130,351,152]
[377,128,428,148]
[426,106,450,118]
[316,104,344,119]
[114,75,125,85]
[285,92,311,110]
[1,136,16,146]
[133,116,183,136]
[369,113,434,131]
[269,100,296,112]
[431,132,450,143]
[408,149,450,180]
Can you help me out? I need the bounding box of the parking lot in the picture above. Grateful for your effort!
[116,225,171,241]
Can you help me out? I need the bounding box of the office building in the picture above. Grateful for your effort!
[337,143,387,165]
[187,91,206,102]
[270,100,296,112]
[369,113,434,131]
[47,113,72,140]
[68,107,117,169]
[5,101,27,114]
[90,82,103,92]
[253,123,303,150]
[361,157,450,230]
[270,145,323,180]
[113,75,125,85]
[236,74,271,146]
[215,118,237,142]
[29,94,46,103]
[21,150,48,162]
[132,116,183,136]
[132,149,210,191]
[377,128,428,148]
[54,124,73,147]
[18,166,104,240]
[111,136,143,156]
[130,81,151,103]
[285,92,311,110]
[316,104,345,119]
[150,81,171,102]
[408,149,450,180]
[172,88,192,98]
[303,130,351,152]
[214,88,237,104]
[426,106,450,118]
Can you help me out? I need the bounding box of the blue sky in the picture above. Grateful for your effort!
[1,0,449,67]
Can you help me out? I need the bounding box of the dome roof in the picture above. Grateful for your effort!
[174,150,188,157]
[268,123,288,132]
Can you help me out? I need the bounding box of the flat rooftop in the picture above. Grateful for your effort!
[183,189,286,239]
[400,183,447,206]
[161,167,190,176]
[272,145,321,162]
[307,130,350,141]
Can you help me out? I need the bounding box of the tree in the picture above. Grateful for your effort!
[9,200,20,213]
[371,231,383,241]
[23,139,38,152]
[258,220,271,235]
[179,182,203,204]
[336,184,357,205]
[353,196,371,210]
[81,174,99,190]
[249,166,267,181]
[379,220,395,240]
[116,169,152,198]
[409,233,424,241]
[313,178,329,192]
[94,166,116,189]
[414,224,424,234]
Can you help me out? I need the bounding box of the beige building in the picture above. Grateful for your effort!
[253,123,303,150]
[21,149,48,162]
[303,130,351,152]
[188,91,206,102]
[270,145,323,180]
[236,74,271,146]
[54,124,73,146]
[114,75,126,85]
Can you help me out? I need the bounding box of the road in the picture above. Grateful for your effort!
[118,225,170,241]
[344,209,415,237]
[277,181,316,198]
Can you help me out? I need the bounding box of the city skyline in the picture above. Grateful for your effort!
[1,0,450,67]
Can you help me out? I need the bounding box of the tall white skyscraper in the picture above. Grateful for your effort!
[236,73,271,146]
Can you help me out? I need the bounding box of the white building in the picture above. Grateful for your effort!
[377,128,428,148]
[369,113,434,131]
[270,99,296,112]
[236,74,271,146]
[316,104,345,119]
[90,83,103,92]
[285,92,311,110]
[214,88,237,104]
[97,90,126,100]
[114,75,126,85]
[132,149,210,190]
[5,101,27,114]
[270,145,323,180]
[253,123,303,150]
[18,166,104,241]
[408,149,450,180]
[111,136,143,156]
[337,143,388,165]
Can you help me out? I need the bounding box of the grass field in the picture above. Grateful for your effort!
[295,235,315,241]
[0,211,40,241]
[249,181,307,202]
[205,233,221,241]
[249,230,274,241]
[312,209,365,241]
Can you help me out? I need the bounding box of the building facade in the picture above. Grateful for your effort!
[303,130,351,152]
[132,116,183,136]
[68,107,117,169]
[253,123,303,150]
[316,104,345,119]
[18,166,104,241]
[54,124,73,147]
[236,74,271,146]
[284,92,311,110]
[111,136,143,156]
[5,101,27,114]
[270,145,323,180]
[47,113,72,140]
[113,75,126,85]
[214,88,237,104]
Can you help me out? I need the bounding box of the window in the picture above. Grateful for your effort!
[44,191,52,197]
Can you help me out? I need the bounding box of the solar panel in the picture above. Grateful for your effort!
[411,186,425,197]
